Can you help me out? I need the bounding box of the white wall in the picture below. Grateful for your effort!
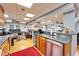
[63,11,77,56]
[63,12,76,32]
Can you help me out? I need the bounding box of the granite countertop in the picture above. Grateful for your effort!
[35,33,73,44]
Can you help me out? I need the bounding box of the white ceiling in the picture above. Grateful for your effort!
[75,4,79,16]
[1,3,64,24]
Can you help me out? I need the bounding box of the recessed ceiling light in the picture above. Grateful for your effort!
[26,13,35,17]
[47,21,51,22]
[20,22,26,24]
[17,0,33,8]
[4,14,9,17]
[6,20,12,22]
[24,18,29,20]
[55,15,58,17]
[43,26,45,28]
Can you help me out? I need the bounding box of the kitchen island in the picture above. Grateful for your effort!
[33,32,75,56]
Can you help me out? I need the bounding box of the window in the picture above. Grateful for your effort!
[10,25,14,29]
[16,25,20,29]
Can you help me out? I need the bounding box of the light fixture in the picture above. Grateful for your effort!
[17,0,33,8]
[55,15,58,17]
[6,20,12,22]
[4,14,9,17]
[43,26,45,28]
[24,18,29,20]
[20,22,26,24]
[47,21,51,22]
[26,13,35,17]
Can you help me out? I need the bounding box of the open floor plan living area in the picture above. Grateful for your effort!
[0,3,79,56]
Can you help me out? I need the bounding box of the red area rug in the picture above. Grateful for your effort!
[10,47,41,56]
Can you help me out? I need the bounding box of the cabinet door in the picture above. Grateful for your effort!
[40,37,46,55]
[36,35,40,49]
[63,43,71,56]
[51,42,63,56]
[35,36,37,47]
[46,40,52,56]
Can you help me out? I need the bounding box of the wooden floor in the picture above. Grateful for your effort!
[77,45,79,55]
[10,38,32,54]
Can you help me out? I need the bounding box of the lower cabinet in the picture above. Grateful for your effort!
[51,43,63,56]
[35,35,46,55]
[46,40,52,56]
[37,38,40,49]
[35,35,71,56]
[63,43,71,56]
[39,37,46,55]
[35,35,40,49]
[46,39,63,56]
[35,36,37,47]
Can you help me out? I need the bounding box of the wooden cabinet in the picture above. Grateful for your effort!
[37,36,40,49]
[35,35,40,49]
[63,43,71,56]
[35,35,46,55]
[34,36,37,47]
[35,35,71,56]
[39,37,46,55]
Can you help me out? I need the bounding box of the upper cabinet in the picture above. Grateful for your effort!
[0,5,4,25]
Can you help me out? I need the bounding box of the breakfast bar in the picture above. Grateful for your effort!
[33,32,75,56]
